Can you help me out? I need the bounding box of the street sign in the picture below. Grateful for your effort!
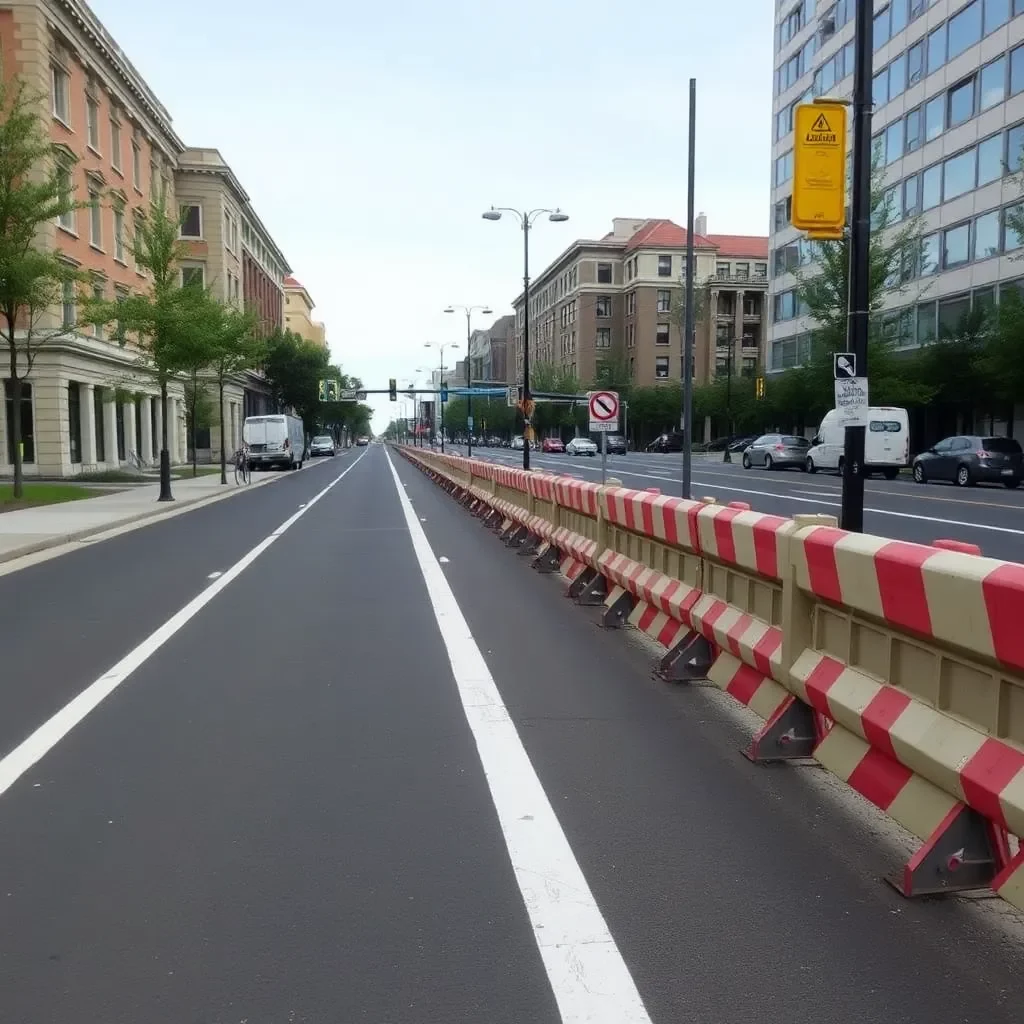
[356,390,367,401]
[834,376,869,427]
[340,389,358,402]
[588,389,619,432]
[792,101,848,237]
[440,385,448,403]
[506,386,519,408]
[467,415,474,431]
[833,352,856,379]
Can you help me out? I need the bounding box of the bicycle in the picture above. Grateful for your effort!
[234,445,251,485]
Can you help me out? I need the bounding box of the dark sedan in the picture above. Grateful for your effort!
[604,434,627,454]
[912,435,1023,488]
[646,432,685,453]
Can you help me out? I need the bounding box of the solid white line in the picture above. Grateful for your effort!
[0,448,370,799]
[383,447,651,1024]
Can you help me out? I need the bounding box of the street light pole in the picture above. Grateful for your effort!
[423,344,459,455]
[482,206,569,470]
[444,303,493,459]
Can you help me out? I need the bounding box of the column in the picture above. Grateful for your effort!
[734,289,745,375]
[80,383,97,467]
[103,393,119,468]
[140,396,153,464]
[167,397,179,463]
[176,398,187,463]
[154,395,164,458]
[124,399,137,465]
[708,288,720,380]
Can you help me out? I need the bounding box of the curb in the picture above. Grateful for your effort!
[0,465,298,567]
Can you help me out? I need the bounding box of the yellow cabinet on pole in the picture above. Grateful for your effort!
[791,101,848,238]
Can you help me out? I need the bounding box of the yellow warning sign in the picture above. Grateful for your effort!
[792,101,847,234]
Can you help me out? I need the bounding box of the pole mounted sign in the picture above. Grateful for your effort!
[588,390,619,432]
[833,351,869,427]
[792,101,848,239]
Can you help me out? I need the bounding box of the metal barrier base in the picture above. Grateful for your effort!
[602,588,637,628]
[657,632,714,682]
[743,695,817,763]
[532,545,563,574]
[572,568,608,606]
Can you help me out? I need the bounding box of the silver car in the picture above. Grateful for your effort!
[742,433,811,470]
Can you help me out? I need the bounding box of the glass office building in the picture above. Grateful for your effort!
[768,0,1024,372]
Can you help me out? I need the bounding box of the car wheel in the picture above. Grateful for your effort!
[882,467,898,480]
[764,454,773,470]
[805,456,816,474]
[912,463,925,483]
[837,457,845,476]
[956,464,971,487]
[1005,479,1021,489]
[742,453,751,469]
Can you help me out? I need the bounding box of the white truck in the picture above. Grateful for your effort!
[242,414,306,471]
[805,406,910,478]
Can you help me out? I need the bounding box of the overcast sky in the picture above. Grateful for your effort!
[91,0,774,429]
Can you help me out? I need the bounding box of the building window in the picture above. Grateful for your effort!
[922,164,941,209]
[905,107,921,152]
[927,25,946,75]
[755,262,767,277]
[68,382,81,464]
[656,289,671,313]
[978,134,1002,184]
[655,356,670,379]
[132,142,141,189]
[86,95,100,151]
[921,232,940,275]
[657,254,672,277]
[596,328,611,348]
[4,380,34,464]
[149,161,159,201]
[88,188,102,248]
[735,262,750,279]
[596,262,612,284]
[885,120,903,164]
[51,64,70,123]
[948,0,982,61]
[181,266,205,289]
[56,165,74,232]
[985,0,1010,32]
[980,56,1006,110]
[975,209,1000,259]
[179,204,202,238]
[655,324,670,346]
[92,281,105,339]
[907,41,924,85]
[595,295,611,317]
[625,291,635,316]
[114,207,125,262]
[947,76,976,128]
[773,197,792,231]
[943,222,971,268]
[943,149,976,201]
[903,174,920,217]
[110,117,122,170]
[62,277,76,327]
[924,95,944,142]
[1004,204,1024,251]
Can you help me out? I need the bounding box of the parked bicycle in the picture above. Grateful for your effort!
[234,444,251,485]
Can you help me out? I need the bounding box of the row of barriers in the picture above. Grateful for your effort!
[396,443,1024,913]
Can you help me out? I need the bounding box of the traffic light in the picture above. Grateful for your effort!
[318,379,327,402]
[324,379,339,402]
[755,376,766,400]
[389,378,397,401]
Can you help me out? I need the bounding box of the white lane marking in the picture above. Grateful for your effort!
[384,448,651,1023]
[206,571,223,580]
[793,489,844,498]
[500,457,1024,538]
[0,448,370,799]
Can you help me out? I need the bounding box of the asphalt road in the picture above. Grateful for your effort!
[451,444,1024,561]
[0,443,1022,1022]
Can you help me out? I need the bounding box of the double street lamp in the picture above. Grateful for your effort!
[423,341,459,453]
[481,206,569,470]
[444,303,492,458]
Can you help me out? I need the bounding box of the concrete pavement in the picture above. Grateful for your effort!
[0,443,1022,1022]
[457,445,1024,561]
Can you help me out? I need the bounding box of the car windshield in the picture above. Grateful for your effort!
[781,436,809,447]
[313,436,332,444]
[982,437,1022,454]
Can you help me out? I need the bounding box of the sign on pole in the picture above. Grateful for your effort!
[588,390,619,433]
[339,389,358,402]
[833,350,868,427]
[506,386,519,408]
[792,101,848,238]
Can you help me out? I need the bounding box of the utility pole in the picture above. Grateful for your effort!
[840,0,873,532]
[681,78,696,499]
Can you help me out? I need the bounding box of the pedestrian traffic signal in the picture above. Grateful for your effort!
[389,378,397,401]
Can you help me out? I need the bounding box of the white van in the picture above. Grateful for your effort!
[243,414,306,471]
[805,406,909,479]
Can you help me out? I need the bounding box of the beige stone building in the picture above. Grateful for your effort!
[0,0,285,478]
[510,215,768,389]
[283,277,327,348]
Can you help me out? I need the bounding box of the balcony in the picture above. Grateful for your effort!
[706,272,769,289]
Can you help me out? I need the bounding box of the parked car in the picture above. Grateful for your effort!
[741,433,811,470]
[912,435,1023,488]
[511,436,525,450]
[355,436,370,446]
[604,434,627,454]
[646,432,685,453]
[566,437,598,456]
[541,437,565,453]
[310,434,335,457]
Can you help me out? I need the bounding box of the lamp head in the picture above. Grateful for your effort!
[482,209,502,221]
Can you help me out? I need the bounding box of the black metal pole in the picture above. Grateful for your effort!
[440,356,446,453]
[723,341,733,463]
[681,78,696,499]
[522,216,531,471]
[840,0,873,532]
[465,310,473,458]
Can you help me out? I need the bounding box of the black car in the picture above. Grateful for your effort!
[646,432,685,453]
[604,434,627,454]
[912,435,1023,488]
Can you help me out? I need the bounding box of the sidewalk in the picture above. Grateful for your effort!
[0,468,284,564]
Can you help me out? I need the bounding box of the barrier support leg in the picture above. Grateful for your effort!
[601,587,636,628]
[889,804,1003,898]
[657,632,714,682]
[532,544,563,574]
[504,524,529,549]
[568,567,600,601]
[743,695,817,763]
[517,533,541,557]
[574,570,608,606]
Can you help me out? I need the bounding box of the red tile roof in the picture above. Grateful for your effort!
[284,275,303,289]
[706,233,769,259]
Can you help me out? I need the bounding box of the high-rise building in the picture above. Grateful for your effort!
[768,0,1024,374]
[510,216,768,388]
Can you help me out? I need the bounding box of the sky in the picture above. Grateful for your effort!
[90,0,775,430]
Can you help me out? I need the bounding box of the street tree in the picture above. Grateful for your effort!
[262,328,329,424]
[0,80,87,497]
[87,192,212,500]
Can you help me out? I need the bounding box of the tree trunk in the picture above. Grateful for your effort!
[219,377,227,485]
[190,370,198,478]
[8,340,24,499]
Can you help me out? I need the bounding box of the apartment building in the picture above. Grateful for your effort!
[468,314,513,383]
[0,0,286,478]
[769,0,1024,372]
[283,277,327,348]
[510,216,768,388]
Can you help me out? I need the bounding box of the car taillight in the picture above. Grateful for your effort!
[977,450,989,458]
[775,443,784,451]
